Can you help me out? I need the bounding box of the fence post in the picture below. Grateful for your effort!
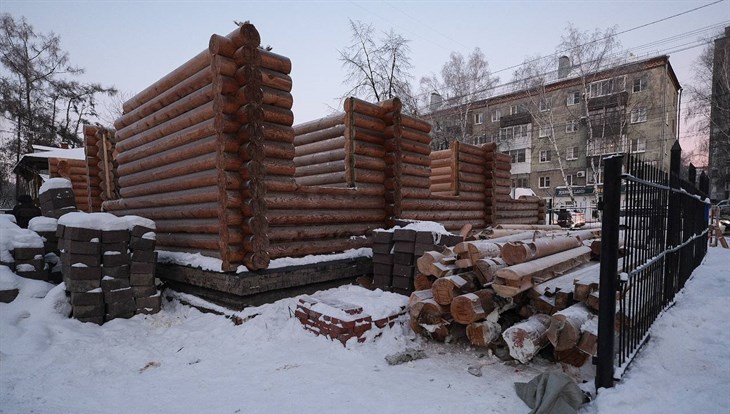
[688,163,696,190]
[699,171,709,197]
[596,154,623,390]
[664,141,682,302]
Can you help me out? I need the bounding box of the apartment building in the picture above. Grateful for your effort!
[427,55,681,212]
[709,27,730,201]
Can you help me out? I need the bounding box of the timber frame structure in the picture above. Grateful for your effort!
[78,23,544,273]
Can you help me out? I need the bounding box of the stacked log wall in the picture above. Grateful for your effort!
[429,149,456,195]
[293,113,347,187]
[103,26,248,271]
[48,157,90,212]
[83,125,118,212]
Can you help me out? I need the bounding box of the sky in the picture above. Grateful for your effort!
[2,0,729,148]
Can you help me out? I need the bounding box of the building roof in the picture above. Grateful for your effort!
[427,54,681,116]
[12,146,85,178]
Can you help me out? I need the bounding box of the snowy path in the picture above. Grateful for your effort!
[1,247,729,413]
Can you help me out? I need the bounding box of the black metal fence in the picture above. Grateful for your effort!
[596,141,710,389]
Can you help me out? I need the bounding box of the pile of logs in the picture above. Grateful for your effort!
[408,225,604,366]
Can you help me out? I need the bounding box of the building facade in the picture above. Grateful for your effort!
[709,27,730,202]
[426,55,681,213]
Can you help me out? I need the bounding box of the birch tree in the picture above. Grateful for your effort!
[339,20,416,112]
[420,48,499,148]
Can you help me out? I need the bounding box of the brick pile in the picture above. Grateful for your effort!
[28,216,61,282]
[372,228,462,295]
[58,212,161,324]
[38,178,77,218]
[295,295,406,345]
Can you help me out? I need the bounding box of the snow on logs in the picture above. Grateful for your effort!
[407,227,602,366]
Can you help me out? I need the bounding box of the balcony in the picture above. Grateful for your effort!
[587,91,628,111]
[500,112,532,128]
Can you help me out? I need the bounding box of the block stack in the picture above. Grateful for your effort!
[38,178,77,218]
[124,217,160,315]
[58,212,161,324]
[28,216,61,282]
[371,227,462,295]
[10,229,48,281]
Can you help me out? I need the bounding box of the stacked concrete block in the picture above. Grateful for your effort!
[9,228,48,281]
[28,216,62,282]
[38,178,77,218]
[371,227,462,295]
[58,212,160,324]
[124,217,160,315]
[372,231,394,290]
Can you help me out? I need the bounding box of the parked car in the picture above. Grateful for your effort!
[717,199,730,216]
[557,209,586,228]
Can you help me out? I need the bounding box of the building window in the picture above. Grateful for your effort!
[474,112,484,125]
[565,120,578,133]
[539,176,551,188]
[632,77,647,93]
[565,174,574,186]
[491,109,501,122]
[539,150,551,163]
[499,124,531,141]
[631,138,646,153]
[630,107,647,123]
[539,98,551,112]
[567,91,581,106]
[566,146,578,160]
[538,126,551,138]
[503,149,526,163]
[589,76,626,98]
[514,177,529,188]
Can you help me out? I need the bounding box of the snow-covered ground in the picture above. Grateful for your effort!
[1,247,728,413]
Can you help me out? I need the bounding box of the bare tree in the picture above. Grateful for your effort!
[339,20,415,112]
[0,13,116,161]
[557,24,623,202]
[420,48,499,147]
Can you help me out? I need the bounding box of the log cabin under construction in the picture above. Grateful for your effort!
[49,23,544,306]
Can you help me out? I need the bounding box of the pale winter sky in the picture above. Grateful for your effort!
[2,0,729,149]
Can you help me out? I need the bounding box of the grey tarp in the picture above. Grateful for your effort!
[514,372,585,414]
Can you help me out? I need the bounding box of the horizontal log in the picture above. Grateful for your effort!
[458,151,484,167]
[386,139,431,156]
[157,232,229,251]
[102,201,221,219]
[400,199,484,211]
[501,235,582,265]
[467,320,502,347]
[502,314,551,363]
[430,183,454,193]
[451,290,496,325]
[351,126,386,145]
[458,142,485,158]
[354,168,385,184]
[400,210,484,221]
[459,171,486,184]
[239,140,296,162]
[293,114,344,136]
[267,209,386,225]
[392,113,431,133]
[346,112,386,132]
[353,155,385,171]
[353,140,385,159]
[344,97,386,119]
[268,223,378,241]
[119,152,238,188]
[294,148,346,167]
[234,65,293,92]
[294,136,345,157]
[104,188,238,210]
[260,49,293,75]
[294,124,346,146]
[295,172,347,187]
[294,160,346,177]
[123,49,210,113]
[152,216,239,234]
[268,237,371,259]
[117,134,226,177]
[117,102,219,152]
[117,83,221,140]
[386,125,431,145]
[116,118,217,165]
